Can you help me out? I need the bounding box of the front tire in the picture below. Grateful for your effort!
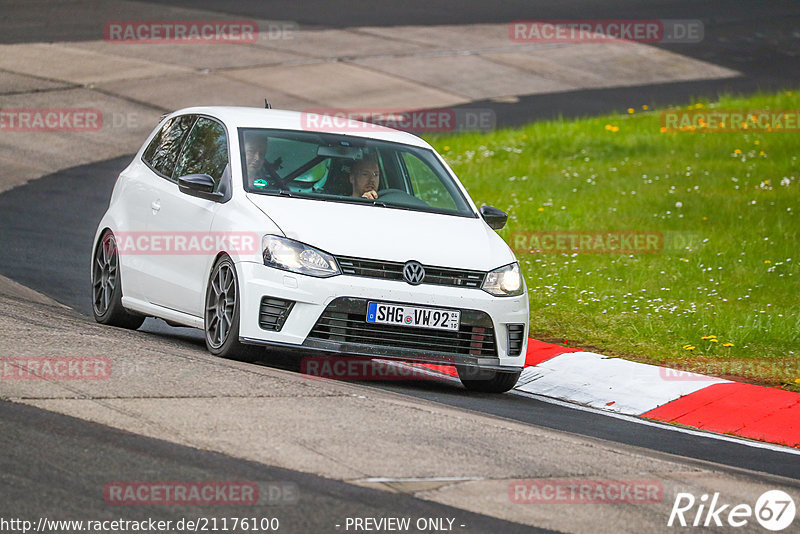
[204,256,261,362]
[91,231,145,330]
[457,366,521,393]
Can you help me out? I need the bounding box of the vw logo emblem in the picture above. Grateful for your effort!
[402,261,425,285]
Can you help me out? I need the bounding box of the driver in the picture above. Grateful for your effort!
[243,133,279,185]
[349,157,380,199]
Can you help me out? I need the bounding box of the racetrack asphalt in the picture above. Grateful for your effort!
[0,399,552,534]
[4,0,797,124]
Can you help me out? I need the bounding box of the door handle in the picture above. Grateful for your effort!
[151,200,161,212]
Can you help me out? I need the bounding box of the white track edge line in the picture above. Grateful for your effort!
[510,389,800,456]
[387,360,800,455]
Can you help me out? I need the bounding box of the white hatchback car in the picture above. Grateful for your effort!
[92,107,528,392]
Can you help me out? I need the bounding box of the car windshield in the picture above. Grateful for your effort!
[238,128,475,217]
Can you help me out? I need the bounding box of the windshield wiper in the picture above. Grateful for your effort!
[276,189,331,201]
[255,189,413,211]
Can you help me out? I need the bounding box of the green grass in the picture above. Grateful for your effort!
[426,90,800,390]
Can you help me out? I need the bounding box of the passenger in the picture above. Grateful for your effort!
[349,158,380,199]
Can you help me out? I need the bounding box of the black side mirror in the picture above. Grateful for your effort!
[178,174,224,202]
[480,205,508,230]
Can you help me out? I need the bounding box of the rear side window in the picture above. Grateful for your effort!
[172,117,229,187]
[142,115,196,178]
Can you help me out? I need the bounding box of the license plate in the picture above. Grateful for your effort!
[366,302,460,331]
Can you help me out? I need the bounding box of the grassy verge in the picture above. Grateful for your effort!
[427,90,800,391]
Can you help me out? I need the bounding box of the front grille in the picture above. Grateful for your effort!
[507,324,525,356]
[259,297,294,331]
[307,297,497,357]
[335,256,485,289]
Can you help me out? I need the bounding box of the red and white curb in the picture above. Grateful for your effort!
[418,339,800,449]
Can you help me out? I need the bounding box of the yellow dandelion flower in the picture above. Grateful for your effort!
[660,127,667,133]
[734,149,742,154]
[760,151,765,156]
[723,343,734,347]
[795,378,800,383]
[702,216,708,221]
[683,345,695,351]
[627,108,634,114]
[642,105,648,110]
[710,339,719,343]
[754,140,760,145]
[443,145,450,151]
[605,124,613,130]
[764,260,771,264]
[537,207,545,212]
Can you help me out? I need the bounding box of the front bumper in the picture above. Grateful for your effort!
[236,261,529,370]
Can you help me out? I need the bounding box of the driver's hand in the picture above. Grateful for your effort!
[361,190,378,199]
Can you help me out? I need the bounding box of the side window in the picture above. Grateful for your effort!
[142,115,195,179]
[402,152,457,210]
[172,118,229,188]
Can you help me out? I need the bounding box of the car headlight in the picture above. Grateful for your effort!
[482,263,524,297]
[262,235,340,278]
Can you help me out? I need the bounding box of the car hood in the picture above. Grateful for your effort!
[246,193,515,271]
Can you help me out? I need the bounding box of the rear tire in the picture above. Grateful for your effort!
[204,256,262,363]
[457,366,521,393]
[91,231,145,330]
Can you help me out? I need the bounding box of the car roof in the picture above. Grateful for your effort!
[170,106,432,148]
